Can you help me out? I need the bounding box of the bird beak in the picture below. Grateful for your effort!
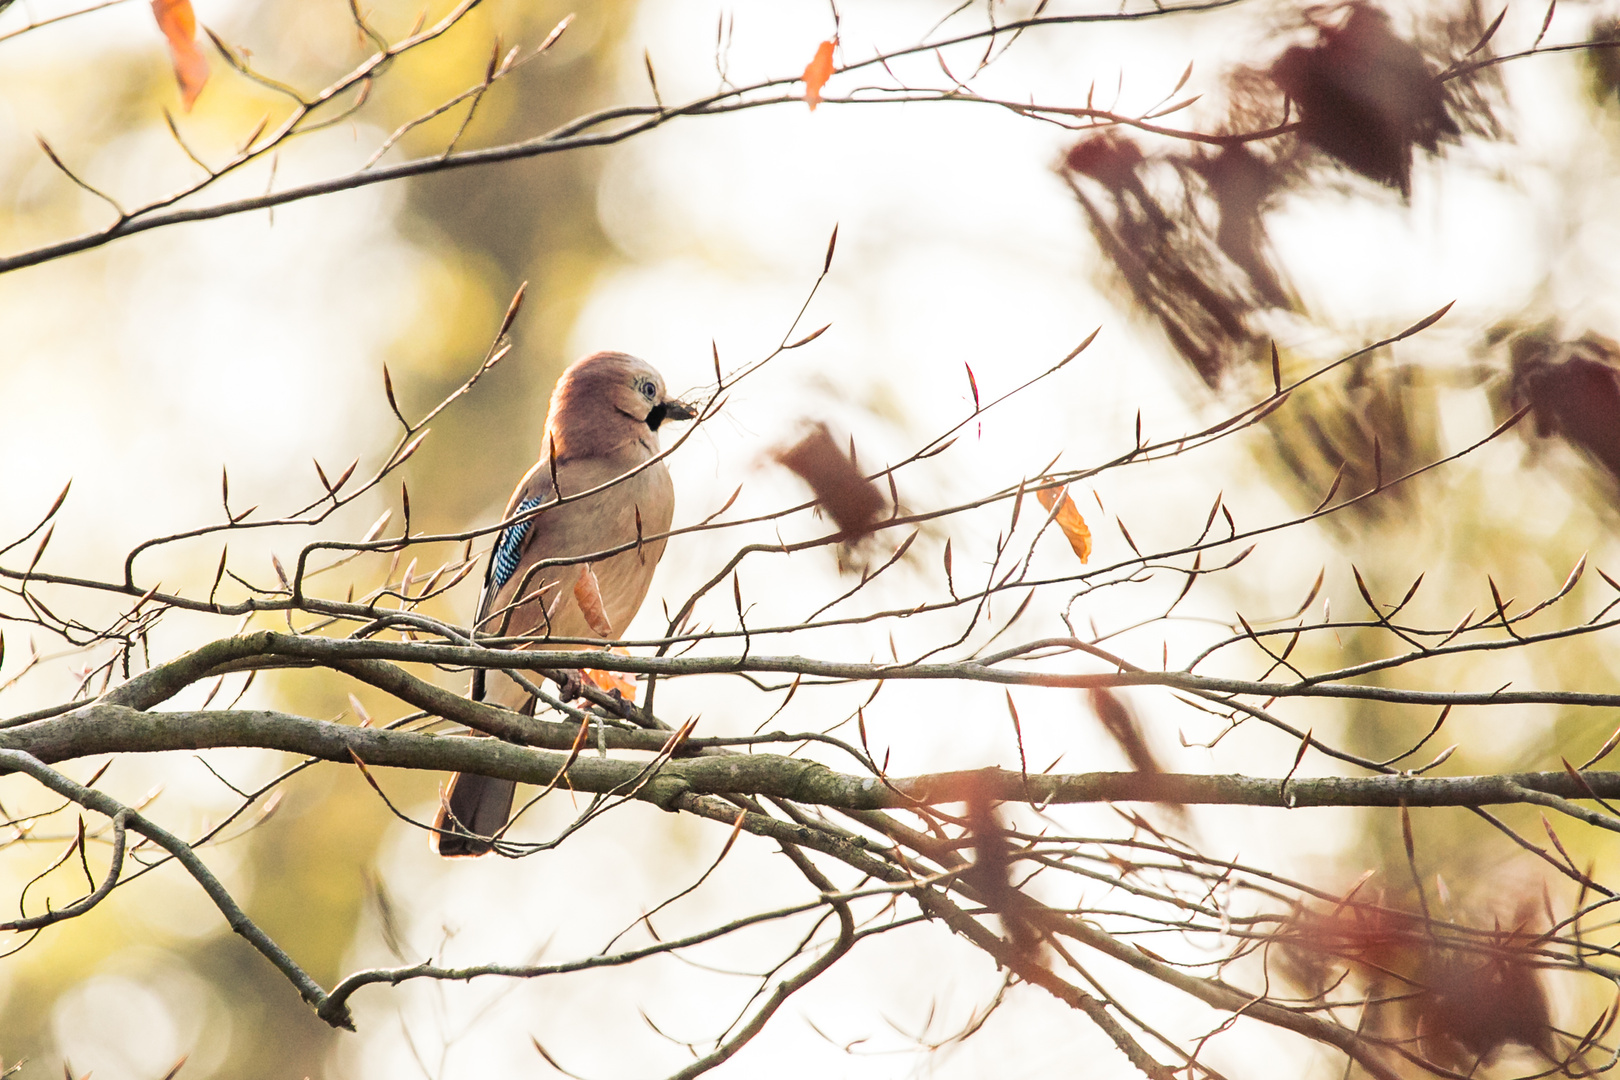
[661,398,698,422]
[645,397,697,431]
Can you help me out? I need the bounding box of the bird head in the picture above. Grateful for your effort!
[546,351,697,461]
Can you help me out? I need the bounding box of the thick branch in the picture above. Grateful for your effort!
[9,707,1620,817]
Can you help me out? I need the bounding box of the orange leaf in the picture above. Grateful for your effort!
[801,39,835,111]
[1036,485,1093,563]
[584,648,637,701]
[151,0,210,111]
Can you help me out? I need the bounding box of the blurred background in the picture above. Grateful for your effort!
[4,0,1620,1075]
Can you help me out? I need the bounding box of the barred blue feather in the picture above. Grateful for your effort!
[491,497,544,589]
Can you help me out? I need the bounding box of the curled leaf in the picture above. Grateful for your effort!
[572,565,615,638]
[151,0,210,111]
[1035,485,1093,563]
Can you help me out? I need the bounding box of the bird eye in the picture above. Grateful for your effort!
[640,380,658,399]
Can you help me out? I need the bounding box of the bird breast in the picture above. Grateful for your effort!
[549,452,675,639]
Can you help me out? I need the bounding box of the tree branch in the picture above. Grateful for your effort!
[10,708,1620,818]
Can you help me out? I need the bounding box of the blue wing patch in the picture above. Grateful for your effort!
[491,497,544,589]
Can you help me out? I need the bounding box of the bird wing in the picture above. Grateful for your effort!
[471,451,675,706]
[475,458,559,633]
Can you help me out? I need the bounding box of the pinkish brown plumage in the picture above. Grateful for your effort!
[434,351,695,857]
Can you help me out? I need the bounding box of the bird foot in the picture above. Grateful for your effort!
[557,671,586,703]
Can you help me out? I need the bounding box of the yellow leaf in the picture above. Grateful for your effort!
[1036,485,1092,563]
[151,0,210,111]
[801,39,835,111]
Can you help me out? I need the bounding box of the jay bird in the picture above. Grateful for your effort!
[434,351,696,856]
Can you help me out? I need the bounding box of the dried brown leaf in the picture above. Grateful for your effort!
[773,422,885,542]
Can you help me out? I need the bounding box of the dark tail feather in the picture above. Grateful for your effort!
[433,772,516,857]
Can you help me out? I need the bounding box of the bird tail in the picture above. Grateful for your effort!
[433,772,517,857]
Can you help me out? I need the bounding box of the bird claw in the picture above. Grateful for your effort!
[557,671,586,703]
